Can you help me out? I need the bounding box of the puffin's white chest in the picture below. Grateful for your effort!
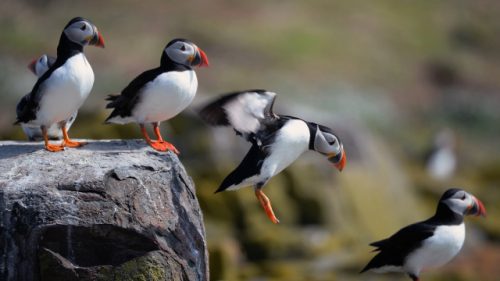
[260,119,310,179]
[132,70,198,123]
[405,223,465,274]
[36,53,94,125]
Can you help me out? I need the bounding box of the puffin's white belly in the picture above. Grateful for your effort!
[225,119,310,191]
[35,53,94,126]
[132,70,198,123]
[259,119,310,181]
[405,223,465,275]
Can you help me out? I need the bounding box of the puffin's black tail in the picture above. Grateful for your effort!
[213,145,264,194]
[105,94,120,108]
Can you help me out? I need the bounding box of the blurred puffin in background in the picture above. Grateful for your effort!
[425,128,457,180]
[199,90,346,224]
[15,17,105,151]
[104,38,209,153]
[361,188,486,281]
[20,54,77,141]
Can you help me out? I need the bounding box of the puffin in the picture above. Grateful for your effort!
[29,54,56,77]
[104,38,209,153]
[15,17,105,151]
[20,54,77,141]
[361,188,486,281]
[425,129,457,180]
[199,90,346,224]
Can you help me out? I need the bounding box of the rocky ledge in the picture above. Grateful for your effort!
[0,140,207,281]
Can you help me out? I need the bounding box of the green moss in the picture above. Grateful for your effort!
[109,252,167,281]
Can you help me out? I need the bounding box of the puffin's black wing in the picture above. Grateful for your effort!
[15,55,68,124]
[105,67,162,121]
[215,144,267,193]
[360,222,436,273]
[199,89,278,138]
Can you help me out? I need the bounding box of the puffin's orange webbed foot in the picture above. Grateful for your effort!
[45,143,65,152]
[255,189,280,224]
[62,126,85,148]
[149,141,180,154]
[64,139,86,148]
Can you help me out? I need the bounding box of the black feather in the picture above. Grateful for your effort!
[215,144,267,193]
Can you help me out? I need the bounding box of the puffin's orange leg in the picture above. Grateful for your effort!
[152,122,179,154]
[61,125,86,147]
[140,123,155,146]
[255,189,280,224]
[140,123,176,153]
[42,126,64,152]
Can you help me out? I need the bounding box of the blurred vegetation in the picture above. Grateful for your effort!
[1,0,499,280]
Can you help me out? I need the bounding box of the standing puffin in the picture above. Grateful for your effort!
[20,54,77,141]
[15,17,105,151]
[104,38,209,153]
[425,129,457,180]
[361,188,486,281]
[199,90,346,224]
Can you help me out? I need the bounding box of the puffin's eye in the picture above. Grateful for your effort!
[180,45,186,51]
[80,24,87,31]
[461,194,466,200]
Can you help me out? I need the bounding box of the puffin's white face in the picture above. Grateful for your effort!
[164,41,209,67]
[314,126,346,171]
[442,189,486,216]
[63,19,104,47]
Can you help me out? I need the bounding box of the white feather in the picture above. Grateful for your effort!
[225,119,310,190]
[108,70,197,124]
[224,91,276,133]
[404,223,465,275]
[30,53,94,126]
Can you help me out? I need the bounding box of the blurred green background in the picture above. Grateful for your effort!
[1,0,499,280]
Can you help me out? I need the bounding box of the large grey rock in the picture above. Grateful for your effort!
[0,140,208,281]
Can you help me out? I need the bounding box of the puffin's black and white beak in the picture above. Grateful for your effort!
[88,27,105,48]
[466,195,487,217]
[328,146,346,172]
[190,46,209,67]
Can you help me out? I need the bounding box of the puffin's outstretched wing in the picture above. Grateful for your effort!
[360,222,436,273]
[199,89,278,136]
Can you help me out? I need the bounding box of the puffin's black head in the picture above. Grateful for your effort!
[439,188,486,217]
[162,38,209,68]
[62,17,105,48]
[312,125,346,172]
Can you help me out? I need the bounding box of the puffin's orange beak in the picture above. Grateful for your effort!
[328,146,346,172]
[192,47,209,67]
[467,196,487,217]
[89,29,105,48]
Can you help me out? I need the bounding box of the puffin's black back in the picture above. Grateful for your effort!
[361,190,466,273]
[360,222,436,273]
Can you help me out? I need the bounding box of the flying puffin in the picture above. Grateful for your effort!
[361,188,486,281]
[104,38,209,153]
[15,17,105,152]
[199,90,346,224]
[20,54,78,141]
